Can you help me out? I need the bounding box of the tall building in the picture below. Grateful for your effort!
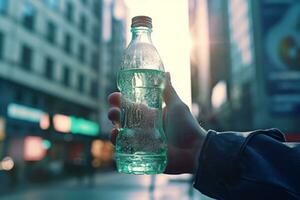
[227,0,300,135]
[192,0,258,131]
[189,0,211,122]
[99,0,127,135]
[189,0,231,130]
[190,0,300,136]
[0,0,104,185]
[225,0,257,131]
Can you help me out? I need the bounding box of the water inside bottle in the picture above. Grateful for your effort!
[116,68,167,174]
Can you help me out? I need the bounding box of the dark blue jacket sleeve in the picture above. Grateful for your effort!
[194,129,300,200]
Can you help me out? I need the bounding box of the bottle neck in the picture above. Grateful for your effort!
[131,27,153,44]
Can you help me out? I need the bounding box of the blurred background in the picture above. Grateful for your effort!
[0,0,299,199]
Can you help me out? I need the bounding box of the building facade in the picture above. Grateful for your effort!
[0,0,106,186]
[99,0,127,135]
[226,0,256,131]
[190,0,300,136]
[227,0,300,134]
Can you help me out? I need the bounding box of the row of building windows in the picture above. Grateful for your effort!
[20,3,100,67]
[17,40,99,72]
[44,0,101,33]
[18,43,98,97]
[22,2,100,43]
[3,84,96,117]
[43,0,100,18]
[1,0,99,20]
[1,1,101,66]
[0,36,97,98]
[37,18,99,68]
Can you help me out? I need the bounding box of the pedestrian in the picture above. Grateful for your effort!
[107,72,300,200]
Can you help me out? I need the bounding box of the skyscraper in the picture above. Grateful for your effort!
[190,0,300,136]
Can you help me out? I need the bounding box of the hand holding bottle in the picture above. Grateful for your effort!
[108,73,207,174]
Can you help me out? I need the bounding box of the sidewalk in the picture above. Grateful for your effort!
[1,172,214,200]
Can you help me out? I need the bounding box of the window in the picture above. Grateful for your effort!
[81,0,88,5]
[92,0,100,18]
[79,14,87,33]
[65,2,74,22]
[44,0,59,10]
[0,32,3,59]
[90,80,98,98]
[92,24,100,43]
[63,33,72,54]
[31,94,39,107]
[91,52,99,70]
[20,44,33,70]
[15,89,24,102]
[46,20,56,44]
[0,0,7,14]
[63,66,70,87]
[297,15,300,32]
[22,3,36,31]
[78,74,84,92]
[44,56,54,80]
[78,43,86,63]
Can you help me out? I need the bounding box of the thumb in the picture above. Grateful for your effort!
[163,72,182,106]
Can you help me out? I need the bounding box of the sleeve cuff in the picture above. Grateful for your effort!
[193,128,285,198]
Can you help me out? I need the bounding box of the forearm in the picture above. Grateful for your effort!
[193,129,300,199]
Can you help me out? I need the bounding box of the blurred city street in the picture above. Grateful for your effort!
[0,0,299,199]
[0,172,212,200]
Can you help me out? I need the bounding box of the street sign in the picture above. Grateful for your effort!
[52,114,100,136]
[7,103,45,123]
[70,116,99,136]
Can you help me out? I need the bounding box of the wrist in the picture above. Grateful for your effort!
[192,127,207,173]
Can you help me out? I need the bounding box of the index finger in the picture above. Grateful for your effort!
[108,92,121,107]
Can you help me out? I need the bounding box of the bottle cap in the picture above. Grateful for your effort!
[131,16,152,28]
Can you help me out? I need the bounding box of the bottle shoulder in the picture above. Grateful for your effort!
[122,42,164,71]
